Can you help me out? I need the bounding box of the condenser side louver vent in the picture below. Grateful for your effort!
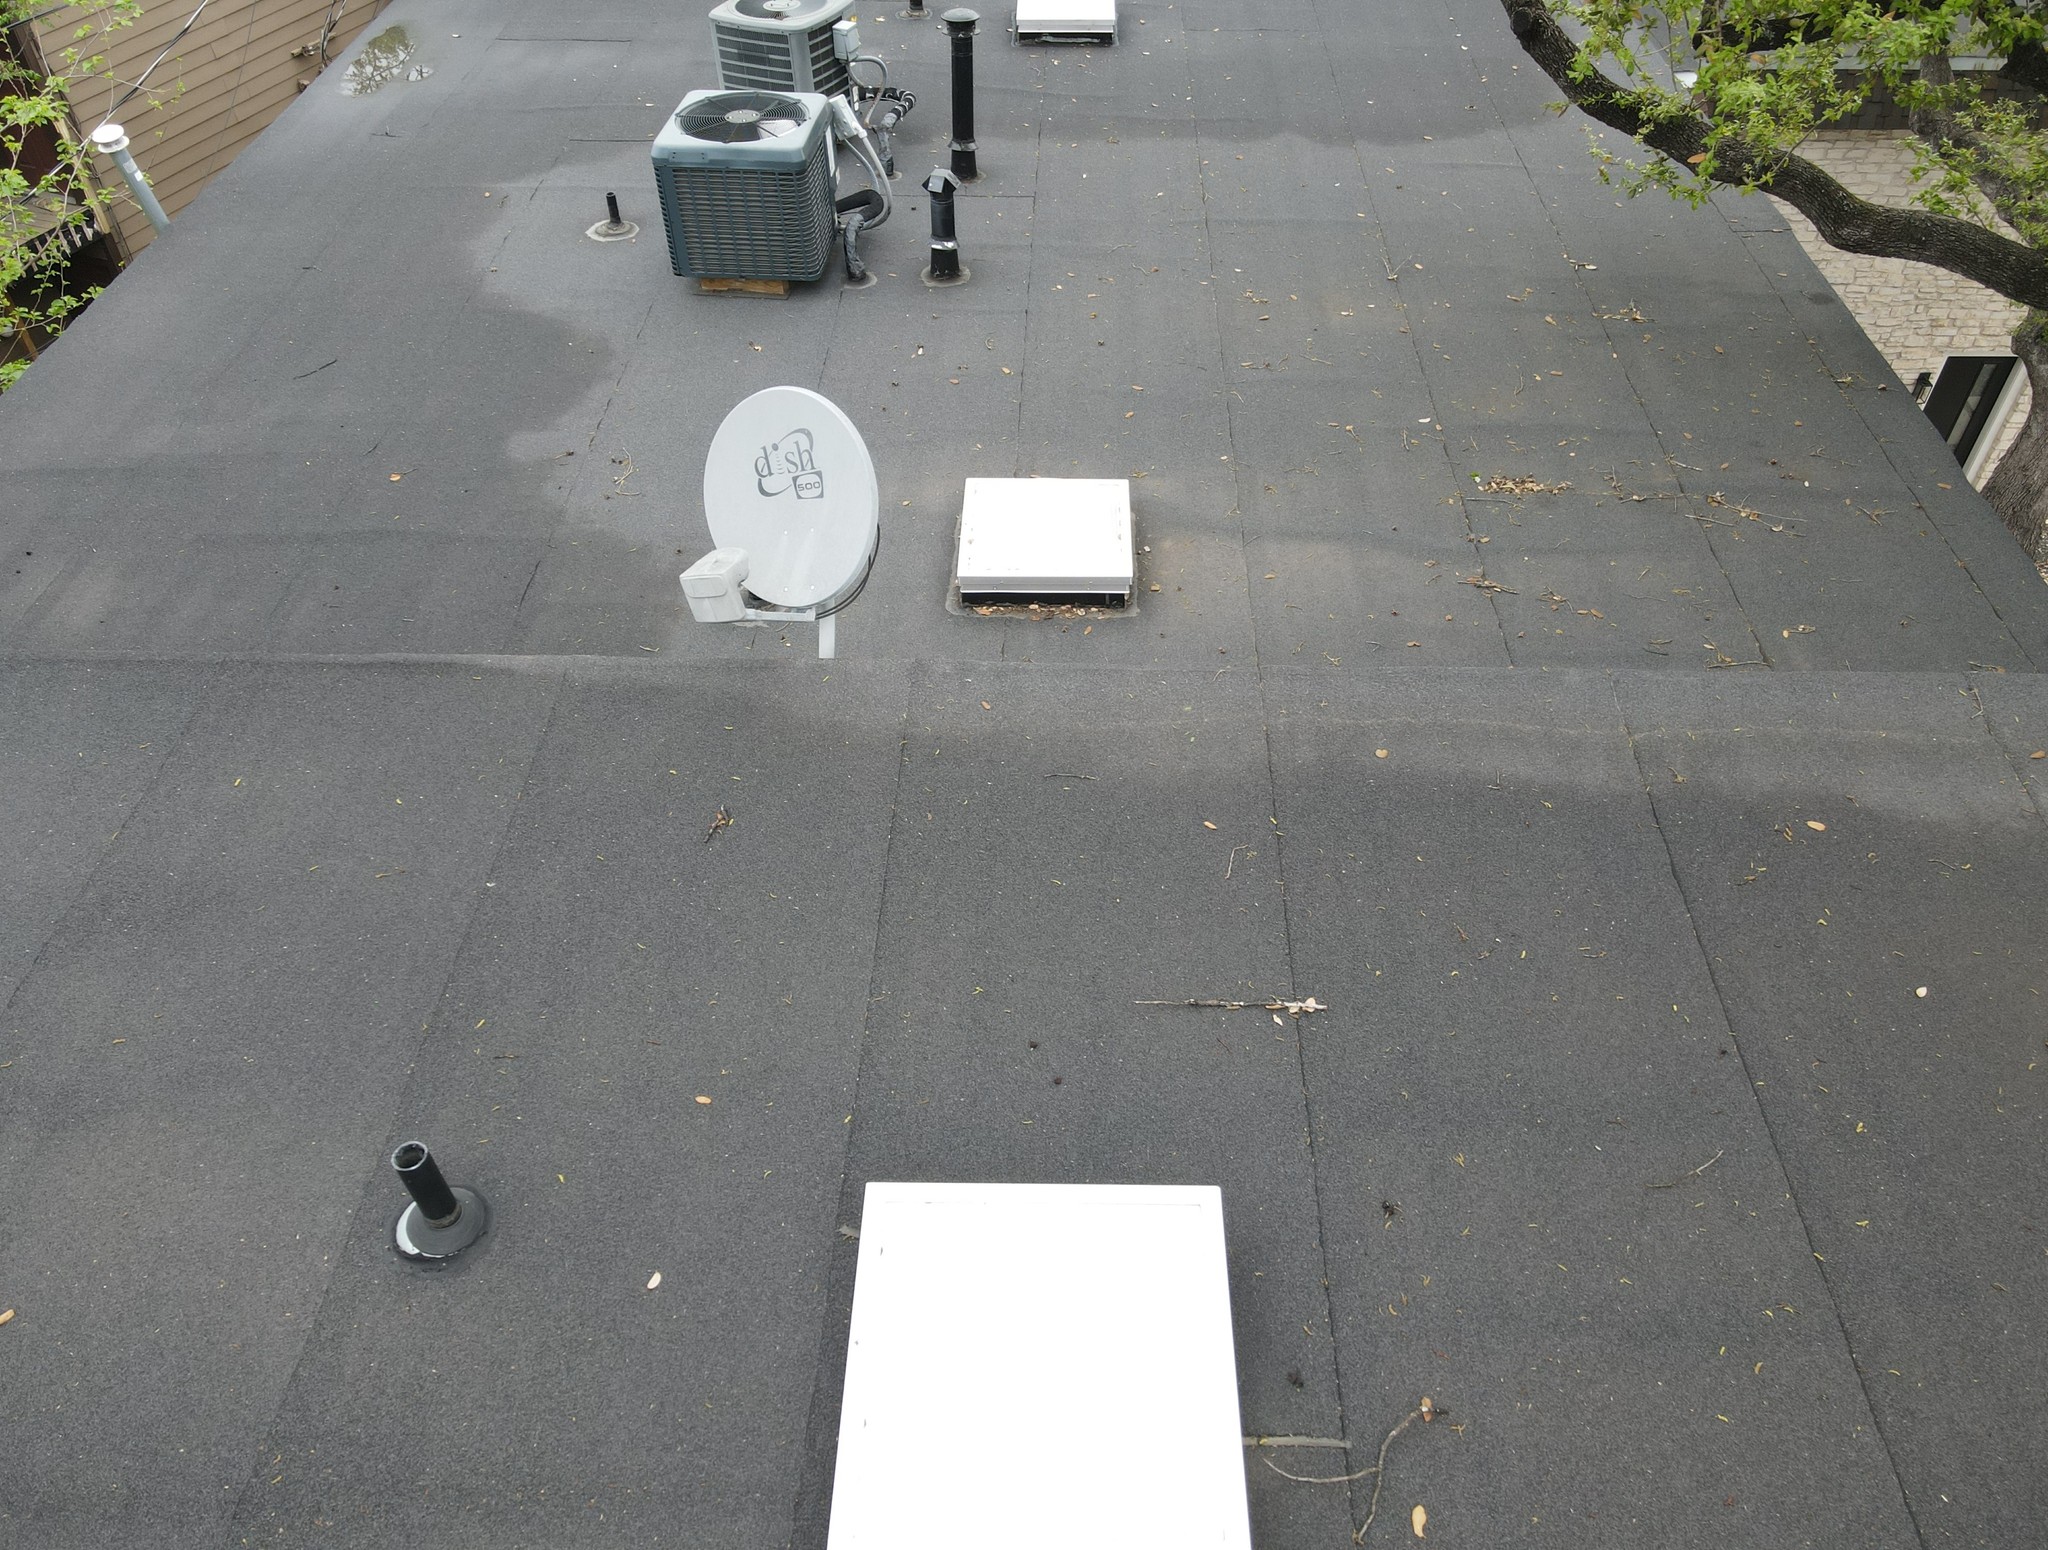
[662,159,836,279]
[710,21,849,96]
[809,24,840,89]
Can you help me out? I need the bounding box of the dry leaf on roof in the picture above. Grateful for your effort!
[1274,996,1325,1017]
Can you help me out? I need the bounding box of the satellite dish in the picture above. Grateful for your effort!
[704,386,879,613]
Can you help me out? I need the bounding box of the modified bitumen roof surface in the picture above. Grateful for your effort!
[3,2,2045,1546]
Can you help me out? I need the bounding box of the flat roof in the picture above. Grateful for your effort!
[2,3,2045,1546]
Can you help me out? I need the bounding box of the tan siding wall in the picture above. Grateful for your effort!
[35,0,389,257]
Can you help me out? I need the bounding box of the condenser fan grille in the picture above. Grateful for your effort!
[728,0,834,18]
[678,90,808,144]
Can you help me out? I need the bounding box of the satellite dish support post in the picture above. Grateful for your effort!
[684,572,840,658]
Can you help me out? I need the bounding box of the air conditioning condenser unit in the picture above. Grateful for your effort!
[652,89,838,282]
[709,0,860,98]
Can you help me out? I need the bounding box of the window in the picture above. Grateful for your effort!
[1920,355,2021,479]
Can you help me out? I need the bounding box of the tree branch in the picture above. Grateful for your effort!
[1498,0,2048,309]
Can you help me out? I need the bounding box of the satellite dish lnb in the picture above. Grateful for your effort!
[682,385,880,658]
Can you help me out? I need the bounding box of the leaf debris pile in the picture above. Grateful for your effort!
[1475,475,1571,495]
[970,601,1119,619]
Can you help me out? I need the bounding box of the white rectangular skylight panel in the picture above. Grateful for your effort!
[1015,0,1117,38]
[955,476,1133,596]
[827,1182,1251,1550]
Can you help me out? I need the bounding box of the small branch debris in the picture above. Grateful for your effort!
[1259,1398,1446,1544]
[1704,490,1799,533]
[1136,996,1326,1016]
[704,807,733,844]
[1604,473,1662,504]
[1646,1149,1724,1190]
[1263,1455,1381,1485]
[1355,1398,1440,1545]
[1459,575,1516,595]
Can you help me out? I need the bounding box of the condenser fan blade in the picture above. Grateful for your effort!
[753,115,803,137]
[699,118,762,144]
[680,111,744,142]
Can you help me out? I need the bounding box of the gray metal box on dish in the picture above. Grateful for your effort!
[710,0,858,97]
[652,89,837,281]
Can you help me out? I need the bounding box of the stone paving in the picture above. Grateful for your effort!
[1775,130,2030,471]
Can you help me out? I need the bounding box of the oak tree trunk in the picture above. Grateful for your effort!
[1981,311,2048,564]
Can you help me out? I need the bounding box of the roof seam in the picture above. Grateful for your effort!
[216,657,572,1539]
[1609,666,1933,1550]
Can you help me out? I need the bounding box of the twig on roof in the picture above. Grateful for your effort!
[1134,997,1325,1016]
[1353,1401,1439,1545]
[1646,1149,1724,1190]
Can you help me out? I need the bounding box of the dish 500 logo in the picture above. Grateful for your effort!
[754,428,825,500]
